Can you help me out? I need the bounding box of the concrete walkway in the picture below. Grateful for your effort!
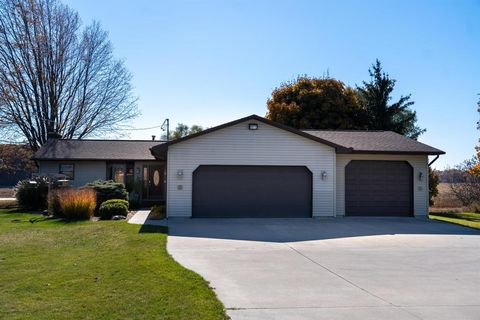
[127,210,167,226]
[167,218,480,320]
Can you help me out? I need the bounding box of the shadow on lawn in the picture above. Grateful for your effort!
[432,212,480,222]
[139,224,168,234]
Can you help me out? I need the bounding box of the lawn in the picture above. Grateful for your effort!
[429,211,480,229]
[0,209,228,320]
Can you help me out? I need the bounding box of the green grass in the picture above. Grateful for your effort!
[429,211,480,229]
[0,209,228,320]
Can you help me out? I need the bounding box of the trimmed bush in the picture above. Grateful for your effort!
[15,177,49,210]
[102,199,129,209]
[150,204,166,220]
[99,202,128,220]
[58,188,96,220]
[84,180,128,213]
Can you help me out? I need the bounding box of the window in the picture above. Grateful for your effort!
[59,164,74,180]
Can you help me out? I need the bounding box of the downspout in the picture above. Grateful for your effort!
[428,155,440,167]
[425,154,440,216]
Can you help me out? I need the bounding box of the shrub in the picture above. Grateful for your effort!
[84,180,128,213]
[99,202,128,220]
[102,199,129,209]
[48,190,62,216]
[58,188,96,220]
[429,168,440,206]
[15,176,49,210]
[468,202,480,213]
[150,204,166,220]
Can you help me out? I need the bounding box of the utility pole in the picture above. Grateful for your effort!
[161,118,170,141]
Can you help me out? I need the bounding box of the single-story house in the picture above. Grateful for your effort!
[33,114,444,218]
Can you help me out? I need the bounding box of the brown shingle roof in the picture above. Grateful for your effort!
[303,130,445,155]
[151,115,444,157]
[33,139,165,161]
[33,116,445,161]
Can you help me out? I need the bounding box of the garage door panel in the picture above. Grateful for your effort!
[345,160,413,217]
[193,166,312,218]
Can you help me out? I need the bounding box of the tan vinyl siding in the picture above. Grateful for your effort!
[38,161,107,187]
[336,154,429,217]
[167,120,336,218]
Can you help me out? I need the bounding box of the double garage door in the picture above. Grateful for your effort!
[191,161,413,218]
[193,166,312,218]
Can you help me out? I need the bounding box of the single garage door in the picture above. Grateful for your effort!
[345,160,413,217]
[192,165,312,218]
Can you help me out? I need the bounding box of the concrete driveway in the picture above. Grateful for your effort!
[167,218,480,320]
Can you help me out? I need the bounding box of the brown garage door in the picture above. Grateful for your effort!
[345,160,413,217]
[192,165,312,218]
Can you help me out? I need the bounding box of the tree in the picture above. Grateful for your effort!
[0,144,35,173]
[449,96,480,211]
[356,60,425,139]
[450,156,480,209]
[0,144,36,186]
[469,95,480,175]
[428,167,440,205]
[0,0,138,151]
[168,123,204,140]
[266,76,367,130]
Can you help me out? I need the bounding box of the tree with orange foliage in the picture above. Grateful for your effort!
[266,76,367,130]
[469,96,480,176]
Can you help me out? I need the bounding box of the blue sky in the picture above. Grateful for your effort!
[66,0,480,169]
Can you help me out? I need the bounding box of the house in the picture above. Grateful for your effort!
[33,114,444,218]
[32,140,165,203]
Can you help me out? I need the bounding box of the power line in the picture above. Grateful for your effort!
[117,124,164,131]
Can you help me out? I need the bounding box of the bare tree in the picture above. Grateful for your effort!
[0,0,138,151]
[450,157,480,207]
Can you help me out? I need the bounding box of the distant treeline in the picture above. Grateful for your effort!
[434,169,466,183]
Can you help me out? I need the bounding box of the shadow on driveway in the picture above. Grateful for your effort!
[167,217,479,243]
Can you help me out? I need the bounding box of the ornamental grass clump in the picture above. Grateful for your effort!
[58,188,96,220]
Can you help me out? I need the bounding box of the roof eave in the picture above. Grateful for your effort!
[33,158,159,161]
[336,150,446,155]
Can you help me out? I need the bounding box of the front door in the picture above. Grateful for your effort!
[144,165,165,200]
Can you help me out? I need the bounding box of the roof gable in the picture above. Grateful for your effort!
[150,114,350,158]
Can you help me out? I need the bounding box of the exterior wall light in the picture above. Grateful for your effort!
[177,169,184,177]
[418,172,423,181]
[248,123,258,130]
[321,171,327,180]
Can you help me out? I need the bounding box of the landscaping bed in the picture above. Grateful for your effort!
[0,209,227,319]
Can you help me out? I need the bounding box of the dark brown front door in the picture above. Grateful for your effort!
[192,165,312,218]
[345,160,413,217]
[144,165,165,200]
